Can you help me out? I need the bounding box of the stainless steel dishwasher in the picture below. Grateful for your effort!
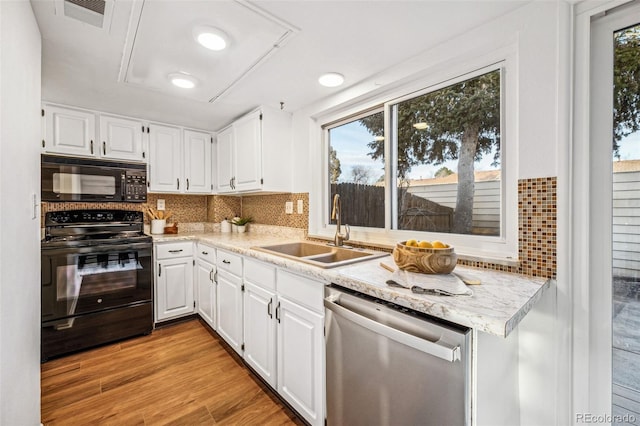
[324,285,471,426]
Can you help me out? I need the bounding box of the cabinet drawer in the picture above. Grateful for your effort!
[244,258,276,291]
[216,249,242,276]
[197,243,216,264]
[155,242,193,260]
[277,269,326,314]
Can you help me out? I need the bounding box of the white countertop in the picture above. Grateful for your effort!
[152,231,551,337]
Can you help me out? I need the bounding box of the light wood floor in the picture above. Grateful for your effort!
[41,319,304,425]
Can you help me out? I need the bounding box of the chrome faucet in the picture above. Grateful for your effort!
[331,194,350,247]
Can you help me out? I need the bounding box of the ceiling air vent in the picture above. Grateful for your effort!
[57,0,111,29]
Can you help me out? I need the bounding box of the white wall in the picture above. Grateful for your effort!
[293,1,563,191]
[0,1,42,424]
[291,1,570,424]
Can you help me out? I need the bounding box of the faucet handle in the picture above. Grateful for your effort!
[344,224,350,241]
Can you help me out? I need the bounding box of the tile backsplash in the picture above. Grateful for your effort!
[42,179,555,279]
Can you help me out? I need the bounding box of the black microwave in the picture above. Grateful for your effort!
[41,155,147,202]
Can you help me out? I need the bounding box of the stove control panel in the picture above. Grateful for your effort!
[46,210,143,225]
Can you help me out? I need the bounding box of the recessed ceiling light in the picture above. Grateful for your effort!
[413,122,429,130]
[319,72,344,87]
[169,73,197,89]
[193,26,228,51]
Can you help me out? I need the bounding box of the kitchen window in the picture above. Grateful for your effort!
[321,63,513,258]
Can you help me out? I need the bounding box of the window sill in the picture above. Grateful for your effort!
[307,233,521,269]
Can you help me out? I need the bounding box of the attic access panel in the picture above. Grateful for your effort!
[120,1,295,103]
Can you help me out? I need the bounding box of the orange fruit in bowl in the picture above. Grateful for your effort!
[431,240,447,249]
[418,240,432,248]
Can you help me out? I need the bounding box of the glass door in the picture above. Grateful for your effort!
[611,23,640,423]
[592,6,640,422]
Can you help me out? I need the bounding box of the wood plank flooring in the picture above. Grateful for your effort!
[41,319,304,425]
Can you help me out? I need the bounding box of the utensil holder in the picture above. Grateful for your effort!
[151,219,166,234]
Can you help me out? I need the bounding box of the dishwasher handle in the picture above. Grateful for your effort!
[324,296,461,362]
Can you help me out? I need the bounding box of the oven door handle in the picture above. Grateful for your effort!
[50,223,139,229]
[41,242,152,256]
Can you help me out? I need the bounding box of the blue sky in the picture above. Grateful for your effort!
[330,120,499,182]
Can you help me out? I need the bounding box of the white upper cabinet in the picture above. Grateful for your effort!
[233,110,262,191]
[99,114,146,162]
[148,125,214,194]
[216,126,234,192]
[183,129,212,193]
[42,104,215,192]
[43,104,96,157]
[216,105,292,194]
[148,124,182,193]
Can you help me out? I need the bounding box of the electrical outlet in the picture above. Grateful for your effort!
[297,199,304,214]
[157,199,165,211]
[285,201,293,214]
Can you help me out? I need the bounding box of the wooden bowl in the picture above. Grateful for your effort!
[392,241,457,274]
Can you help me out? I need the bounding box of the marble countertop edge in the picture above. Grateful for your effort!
[150,231,551,338]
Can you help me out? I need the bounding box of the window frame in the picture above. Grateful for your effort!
[312,53,518,262]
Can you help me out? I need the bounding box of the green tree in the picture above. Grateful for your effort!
[360,70,500,234]
[434,166,454,178]
[329,145,341,183]
[614,26,640,158]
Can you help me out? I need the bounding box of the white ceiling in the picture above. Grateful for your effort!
[31,0,526,131]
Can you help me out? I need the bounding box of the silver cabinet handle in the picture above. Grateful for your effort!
[176,178,180,190]
[158,264,161,277]
[186,178,190,191]
[102,141,106,155]
[275,301,281,323]
[222,259,230,264]
[324,296,461,362]
[209,268,214,282]
[267,298,273,318]
[202,251,209,255]
[229,177,233,189]
[90,140,94,154]
[168,249,183,253]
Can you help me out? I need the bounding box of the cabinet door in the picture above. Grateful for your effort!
[99,115,145,162]
[216,126,234,192]
[243,282,277,388]
[277,296,324,426]
[184,130,212,193]
[149,124,182,192]
[196,259,216,329]
[216,269,243,354]
[43,105,96,156]
[233,110,262,191]
[156,257,194,321]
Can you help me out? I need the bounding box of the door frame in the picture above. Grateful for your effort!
[573,0,637,419]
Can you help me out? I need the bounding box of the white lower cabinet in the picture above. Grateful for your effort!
[241,260,325,426]
[155,241,195,322]
[243,282,277,387]
[195,244,216,329]
[275,271,325,426]
[216,250,244,355]
[243,258,277,388]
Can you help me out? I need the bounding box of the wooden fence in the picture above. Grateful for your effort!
[330,183,453,232]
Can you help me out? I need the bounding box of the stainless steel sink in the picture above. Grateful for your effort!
[252,241,387,268]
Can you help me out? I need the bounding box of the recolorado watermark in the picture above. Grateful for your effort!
[576,413,637,423]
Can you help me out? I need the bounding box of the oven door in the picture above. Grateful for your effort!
[41,242,152,322]
[41,161,124,202]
